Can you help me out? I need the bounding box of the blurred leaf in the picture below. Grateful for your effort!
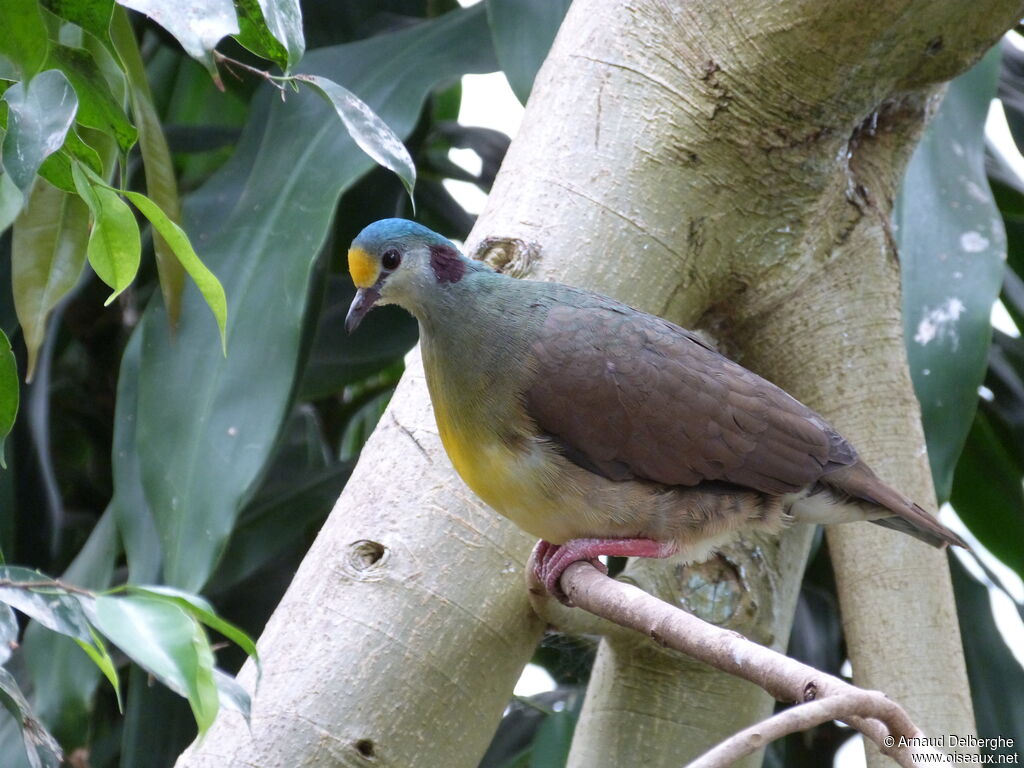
[117,0,239,80]
[73,625,120,711]
[89,593,219,734]
[952,556,1024,755]
[0,330,16,468]
[0,566,91,641]
[1,70,78,190]
[12,180,90,380]
[233,0,304,72]
[895,48,1005,502]
[71,162,141,304]
[0,166,24,233]
[45,44,137,152]
[0,668,64,768]
[0,604,16,664]
[485,0,570,104]
[120,662,195,768]
[123,3,496,592]
[0,0,49,81]
[300,275,418,399]
[212,668,251,720]
[299,74,417,198]
[124,190,227,351]
[529,693,580,768]
[480,689,581,768]
[998,38,1024,152]
[40,0,116,49]
[233,0,289,70]
[36,126,104,193]
[111,7,186,327]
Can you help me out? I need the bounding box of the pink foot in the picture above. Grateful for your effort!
[531,537,679,606]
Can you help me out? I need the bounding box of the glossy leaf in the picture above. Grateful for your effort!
[0,330,15,468]
[73,624,121,710]
[36,127,104,193]
[0,604,15,664]
[0,167,24,234]
[71,162,141,304]
[0,0,49,80]
[45,44,136,152]
[298,74,417,198]
[116,0,238,79]
[40,0,116,48]
[485,0,570,104]
[0,566,91,641]
[1,71,78,190]
[213,668,251,720]
[110,7,186,327]
[124,190,227,351]
[895,49,1006,502]
[255,0,304,70]
[89,593,219,734]
[0,668,63,768]
[12,180,90,380]
[121,4,497,591]
[233,0,289,72]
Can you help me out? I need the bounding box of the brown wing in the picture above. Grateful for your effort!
[524,300,856,494]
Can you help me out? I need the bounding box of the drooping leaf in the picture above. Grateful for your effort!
[0,165,24,234]
[44,43,136,152]
[895,48,1006,502]
[0,566,91,642]
[0,668,64,768]
[255,0,304,70]
[36,126,104,193]
[110,7,186,327]
[124,190,227,351]
[0,0,49,81]
[1,70,78,190]
[116,0,239,80]
[0,330,16,468]
[11,180,90,380]
[485,0,570,104]
[0,604,16,664]
[233,0,290,72]
[212,668,251,721]
[71,162,141,304]
[298,74,417,198]
[122,4,497,591]
[40,0,117,50]
[89,593,219,734]
[73,624,121,711]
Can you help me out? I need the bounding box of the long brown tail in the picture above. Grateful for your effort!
[822,461,969,549]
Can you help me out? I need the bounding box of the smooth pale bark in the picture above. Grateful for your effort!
[178,1,1022,767]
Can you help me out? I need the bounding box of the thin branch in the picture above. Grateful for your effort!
[530,560,934,768]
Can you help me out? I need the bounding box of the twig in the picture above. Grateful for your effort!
[530,560,932,768]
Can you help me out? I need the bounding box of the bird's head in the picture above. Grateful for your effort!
[345,218,467,333]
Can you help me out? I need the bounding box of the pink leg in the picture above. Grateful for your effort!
[531,537,678,605]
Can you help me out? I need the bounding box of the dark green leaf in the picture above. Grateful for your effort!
[120,663,196,768]
[528,693,580,768]
[40,0,116,47]
[0,566,91,642]
[0,0,49,81]
[71,162,141,303]
[895,48,1006,502]
[36,126,104,193]
[952,556,1024,756]
[45,43,136,152]
[1,70,78,190]
[0,330,16,468]
[11,180,90,381]
[116,0,238,80]
[0,668,64,768]
[254,0,304,70]
[232,0,290,71]
[89,594,219,734]
[122,3,496,592]
[485,0,570,104]
[0,604,16,664]
[124,190,228,351]
[298,74,417,198]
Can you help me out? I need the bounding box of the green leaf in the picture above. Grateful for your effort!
[0,668,64,768]
[123,190,227,352]
[89,594,219,734]
[110,7,185,327]
[0,165,24,234]
[116,0,238,81]
[45,43,137,152]
[71,162,141,303]
[73,624,121,711]
[0,330,16,468]
[0,0,50,81]
[36,126,104,193]
[40,0,116,49]
[119,585,259,674]
[12,180,90,380]
[895,48,1006,502]
[232,0,290,72]
[120,3,496,591]
[485,0,570,104]
[254,0,303,70]
[1,70,78,190]
[298,74,417,198]
[212,668,251,721]
[0,604,16,664]
[0,566,91,642]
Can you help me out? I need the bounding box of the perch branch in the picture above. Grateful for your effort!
[529,560,936,768]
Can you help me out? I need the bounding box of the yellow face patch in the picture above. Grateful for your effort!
[348,247,380,288]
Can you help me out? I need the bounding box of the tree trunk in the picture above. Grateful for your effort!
[177,1,1021,766]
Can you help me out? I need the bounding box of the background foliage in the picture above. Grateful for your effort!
[0,1,1021,766]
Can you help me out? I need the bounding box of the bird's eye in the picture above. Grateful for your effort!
[381,248,401,270]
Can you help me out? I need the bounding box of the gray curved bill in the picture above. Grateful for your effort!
[345,286,381,334]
